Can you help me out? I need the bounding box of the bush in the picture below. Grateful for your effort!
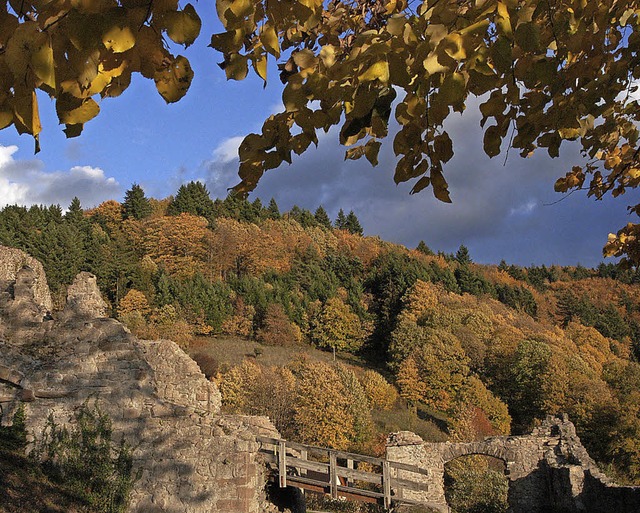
[0,404,28,451]
[32,404,136,513]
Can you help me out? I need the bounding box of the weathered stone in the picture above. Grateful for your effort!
[0,256,279,513]
[386,415,640,513]
[61,272,109,320]
[0,246,52,311]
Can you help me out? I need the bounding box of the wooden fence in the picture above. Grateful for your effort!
[256,436,430,509]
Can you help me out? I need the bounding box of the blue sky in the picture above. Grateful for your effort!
[0,13,633,267]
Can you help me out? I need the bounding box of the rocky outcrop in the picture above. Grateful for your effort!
[60,271,108,320]
[0,245,52,311]
[0,247,280,513]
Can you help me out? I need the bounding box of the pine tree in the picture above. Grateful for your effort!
[167,181,215,220]
[416,240,434,255]
[123,183,152,220]
[455,244,472,266]
[345,210,363,235]
[267,198,281,219]
[314,205,332,229]
[65,197,84,224]
[335,208,347,229]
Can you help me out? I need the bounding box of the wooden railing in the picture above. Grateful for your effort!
[256,436,430,509]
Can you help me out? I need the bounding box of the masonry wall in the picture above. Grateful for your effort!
[0,250,282,513]
[386,415,640,513]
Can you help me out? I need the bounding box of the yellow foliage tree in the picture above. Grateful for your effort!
[117,289,150,318]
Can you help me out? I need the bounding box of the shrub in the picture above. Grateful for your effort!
[32,404,136,513]
[0,404,28,451]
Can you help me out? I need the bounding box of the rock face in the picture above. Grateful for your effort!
[0,245,52,312]
[60,271,109,320]
[386,414,640,513]
[0,247,280,513]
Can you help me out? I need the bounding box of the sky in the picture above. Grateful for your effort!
[0,11,634,268]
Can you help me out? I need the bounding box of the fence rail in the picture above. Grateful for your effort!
[256,435,429,509]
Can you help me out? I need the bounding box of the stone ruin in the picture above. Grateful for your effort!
[387,414,640,513]
[0,246,281,513]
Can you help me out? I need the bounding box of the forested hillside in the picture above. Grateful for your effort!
[3,181,640,496]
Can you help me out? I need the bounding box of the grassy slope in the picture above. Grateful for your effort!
[187,336,449,444]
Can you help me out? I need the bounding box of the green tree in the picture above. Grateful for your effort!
[266,198,281,220]
[167,181,215,220]
[65,197,84,225]
[122,183,152,220]
[455,245,472,266]
[416,240,434,256]
[344,210,363,235]
[335,209,347,230]
[314,205,332,229]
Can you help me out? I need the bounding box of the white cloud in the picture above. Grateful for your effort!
[0,145,121,209]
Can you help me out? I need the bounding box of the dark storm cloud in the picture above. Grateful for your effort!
[203,106,631,267]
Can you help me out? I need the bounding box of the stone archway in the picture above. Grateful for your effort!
[443,453,509,513]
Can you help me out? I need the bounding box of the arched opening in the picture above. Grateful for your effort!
[444,454,509,513]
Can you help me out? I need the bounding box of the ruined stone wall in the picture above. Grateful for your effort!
[386,415,640,513]
[0,245,52,311]
[0,249,281,513]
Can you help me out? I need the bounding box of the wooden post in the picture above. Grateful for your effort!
[279,440,287,488]
[383,460,391,509]
[300,448,307,496]
[346,458,353,487]
[329,451,338,499]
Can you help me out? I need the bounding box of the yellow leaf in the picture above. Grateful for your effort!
[443,33,466,61]
[293,49,317,69]
[154,55,194,102]
[430,167,451,202]
[220,53,248,81]
[31,36,55,89]
[163,4,201,47]
[440,72,466,105]
[423,53,448,75]
[0,111,13,130]
[228,0,253,20]
[387,16,405,37]
[57,97,100,125]
[365,139,381,166]
[496,1,512,38]
[253,54,267,83]
[260,22,280,58]
[13,90,41,151]
[359,60,389,83]
[102,24,136,53]
[319,45,337,68]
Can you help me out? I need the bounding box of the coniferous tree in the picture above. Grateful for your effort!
[123,183,152,220]
[65,197,84,224]
[335,208,347,229]
[267,198,281,219]
[298,209,316,228]
[345,210,363,235]
[416,240,434,255]
[455,244,472,266]
[289,205,302,222]
[167,181,215,221]
[314,205,332,229]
